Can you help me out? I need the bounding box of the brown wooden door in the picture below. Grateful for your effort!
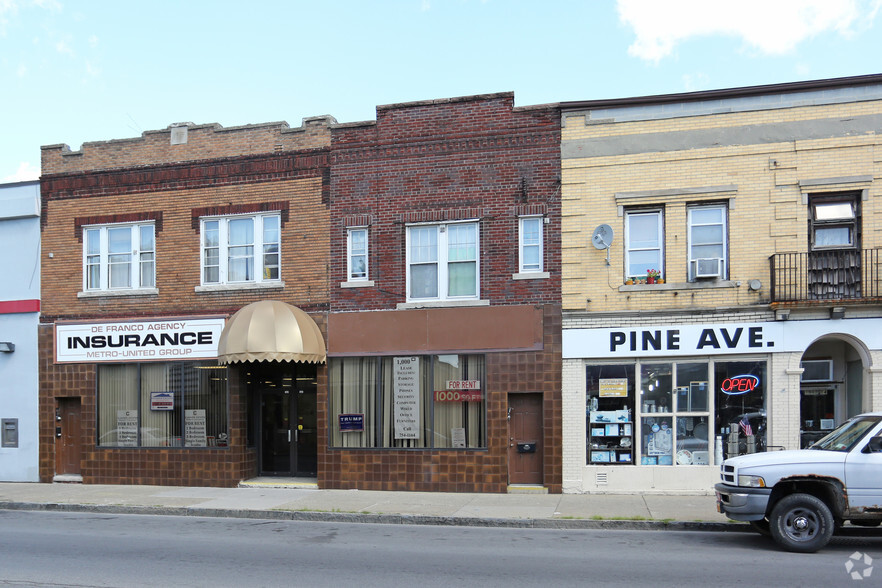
[56,398,82,476]
[508,393,543,485]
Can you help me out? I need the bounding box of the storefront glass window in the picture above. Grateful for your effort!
[586,364,635,464]
[714,360,767,457]
[329,354,485,449]
[97,361,228,448]
[587,358,764,466]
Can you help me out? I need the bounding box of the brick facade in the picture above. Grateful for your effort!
[559,75,882,492]
[39,121,332,486]
[325,93,563,492]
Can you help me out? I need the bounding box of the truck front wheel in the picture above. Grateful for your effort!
[769,493,834,553]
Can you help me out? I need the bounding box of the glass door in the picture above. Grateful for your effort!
[255,362,318,477]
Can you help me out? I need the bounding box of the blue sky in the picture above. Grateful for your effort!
[2,0,882,183]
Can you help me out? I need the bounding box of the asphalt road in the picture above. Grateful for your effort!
[0,511,880,587]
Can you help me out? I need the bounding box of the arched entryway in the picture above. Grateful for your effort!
[799,334,868,448]
[216,300,326,478]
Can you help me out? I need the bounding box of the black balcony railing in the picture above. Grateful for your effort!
[770,249,882,303]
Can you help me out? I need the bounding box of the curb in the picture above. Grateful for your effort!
[0,501,746,533]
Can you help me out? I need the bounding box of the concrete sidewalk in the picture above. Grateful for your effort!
[0,479,742,533]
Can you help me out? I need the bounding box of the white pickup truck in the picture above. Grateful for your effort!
[715,412,882,552]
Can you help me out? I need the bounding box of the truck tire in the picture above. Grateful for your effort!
[769,493,834,553]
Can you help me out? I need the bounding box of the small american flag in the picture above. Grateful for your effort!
[740,416,753,437]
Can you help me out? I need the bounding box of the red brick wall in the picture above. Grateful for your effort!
[330,93,561,311]
[324,95,561,492]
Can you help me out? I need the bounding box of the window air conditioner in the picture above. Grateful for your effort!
[691,258,723,279]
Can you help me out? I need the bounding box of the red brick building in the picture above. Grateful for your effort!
[39,119,333,486]
[38,93,561,493]
[325,94,562,492]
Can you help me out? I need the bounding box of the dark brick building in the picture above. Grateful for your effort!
[325,94,562,492]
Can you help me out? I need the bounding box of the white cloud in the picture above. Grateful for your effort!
[55,37,73,56]
[3,161,40,183]
[618,0,882,63]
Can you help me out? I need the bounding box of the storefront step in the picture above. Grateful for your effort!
[506,484,548,494]
[52,474,83,484]
[238,477,318,489]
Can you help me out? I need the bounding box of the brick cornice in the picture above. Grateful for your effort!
[41,148,330,201]
[332,129,559,165]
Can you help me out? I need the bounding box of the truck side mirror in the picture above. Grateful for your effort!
[864,436,882,453]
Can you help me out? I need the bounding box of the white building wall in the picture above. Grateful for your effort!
[0,181,40,481]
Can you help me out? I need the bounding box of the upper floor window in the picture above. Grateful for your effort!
[406,221,479,301]
[347,227,368,281]
[201,214,280,285]
[519,216,543,273]
[811,195,858,250]
[83,223,155,291]
[625,210,663,279]
[688,204,728,280]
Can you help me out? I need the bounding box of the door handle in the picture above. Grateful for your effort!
[288,429,291,443]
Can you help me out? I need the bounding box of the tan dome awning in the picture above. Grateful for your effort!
[217,300,326,364]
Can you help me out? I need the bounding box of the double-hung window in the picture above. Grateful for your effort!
[688,204,727,280]
[406,221,479,301]
[83,223,155,291]
[624,210,663,279]
[518,216,543,273]
[201,214,280,285]
[347,228,368,281]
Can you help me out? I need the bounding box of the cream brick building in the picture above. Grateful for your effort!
[560,74,882,493]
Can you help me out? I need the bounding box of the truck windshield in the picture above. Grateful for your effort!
[810,416,881,452]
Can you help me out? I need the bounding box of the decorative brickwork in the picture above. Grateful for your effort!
[39,123,331,486]
[325,93,563,492]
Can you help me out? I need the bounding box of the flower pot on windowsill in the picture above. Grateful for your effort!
[625,279,634,285]
[647,276,656,284]
[657,278,664,284]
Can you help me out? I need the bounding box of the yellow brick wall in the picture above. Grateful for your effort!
[561,99,882,313]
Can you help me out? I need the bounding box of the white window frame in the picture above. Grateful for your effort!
[624,209,664,279]
[405,221,480,302]
[82,222,155,293]
[199,213,281,286]
[518,216,544,273]
[347,227,369,281]
[687,204,728,281]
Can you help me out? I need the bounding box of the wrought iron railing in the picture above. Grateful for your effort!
[770,249,882,303]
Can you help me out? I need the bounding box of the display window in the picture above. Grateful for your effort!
[97,361,229,448]
[714,360,767,457]
[329,354,486,449]
[587,358,766,466]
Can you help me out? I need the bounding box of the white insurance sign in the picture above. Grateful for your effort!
[55,318,226,363]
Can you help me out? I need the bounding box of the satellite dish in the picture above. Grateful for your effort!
[592,224,614,250]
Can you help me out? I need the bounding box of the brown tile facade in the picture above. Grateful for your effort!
[318,304,562,493]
